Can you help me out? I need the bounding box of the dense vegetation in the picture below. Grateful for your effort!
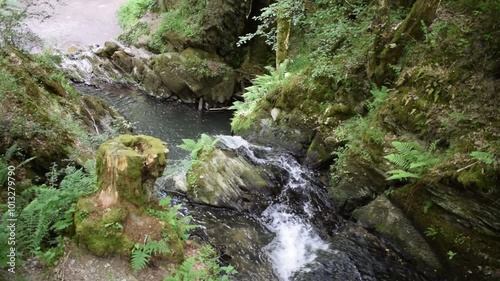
[230,0,499,279]
[1,0,498,280]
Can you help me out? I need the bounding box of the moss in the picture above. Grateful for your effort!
[75,199,132,257]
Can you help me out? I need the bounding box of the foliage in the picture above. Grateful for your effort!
[0,164,97,267]
[130,235,170,273]
[367,87,389,112]
[470,151,495,165]
[303,1,375,81]
[147,0,206,52]
[230,60,289,131]
[237,0,306,49]
[0,69,19,99]
[178,134,219,162]
[0,144,33,186]
[118,0,156,29]
[384,141,440,180]
[447,250,457,260]
[0,0,62,51]
[148,197,199,241]
[164,245,237,281]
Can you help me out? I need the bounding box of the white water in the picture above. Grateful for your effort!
[262,204,329,281]
[219,136,330,280]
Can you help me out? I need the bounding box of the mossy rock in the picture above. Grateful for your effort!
[391,184,500,279]
[186,148,278,212]
[353,195,442,272]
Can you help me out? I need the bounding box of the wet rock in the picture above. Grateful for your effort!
[391,183,500,279]
[186,148,279,212]
[150,49,236,104]
[353,195,442,272]
[293,223,435,281]
[111,50,134,74]
[330,160,387,214]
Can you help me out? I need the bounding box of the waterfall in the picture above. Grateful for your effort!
[219,136,332,280]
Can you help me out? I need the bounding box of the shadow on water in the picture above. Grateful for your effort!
[74,83,233,160]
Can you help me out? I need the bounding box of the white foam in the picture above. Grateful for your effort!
[262,204,329,281]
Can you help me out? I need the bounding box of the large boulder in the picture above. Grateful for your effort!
[186,147,279,212]
[353,195,442,272]
[150,49,236,104]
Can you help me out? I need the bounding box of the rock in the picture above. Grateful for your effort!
[390,183,500,278]
[150,50,236,104]
[329,159,387,214]
[96,135,168,208]
[186,148,279,212]
[111,50,134,74]
[353,195,442,271]
[270,108,281,121]
[293,223,434,281]
[95,41,121,58]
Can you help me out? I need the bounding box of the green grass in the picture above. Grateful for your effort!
[118,0,156,29]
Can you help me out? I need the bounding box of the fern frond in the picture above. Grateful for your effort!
[131,249,150,273]
[178,139,197,151]
[384,153,411,169]
[386,169,420,180]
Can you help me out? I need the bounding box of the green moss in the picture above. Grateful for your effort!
[75,199,132,257]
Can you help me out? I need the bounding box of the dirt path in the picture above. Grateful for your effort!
[26,0,129,51]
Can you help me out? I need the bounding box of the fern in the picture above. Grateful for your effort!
[386,169,420,180]
[230,60,289,131]
[470,151,495,165]
[164,257,206,281]
[9,166,97,257]
[164,245,237,281]
[131,235,170,273]
[178,134,219,160]
[131,248,151,273]
[384,141,440,180]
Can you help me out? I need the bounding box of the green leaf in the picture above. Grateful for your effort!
[131,249,150,273]
[386,169,420,180]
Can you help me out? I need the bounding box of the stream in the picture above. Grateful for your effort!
[26,2,434,279]
[77,83,432,281]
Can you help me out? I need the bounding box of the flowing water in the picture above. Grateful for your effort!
[77,84,432,280]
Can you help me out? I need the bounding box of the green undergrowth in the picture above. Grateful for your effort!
[118,0,156,29]
[230,61,290,132]
[164,245,237,281]
[0,162,97,267]
[118,0,206,52]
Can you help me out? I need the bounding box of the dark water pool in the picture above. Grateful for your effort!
[75,83,233,160]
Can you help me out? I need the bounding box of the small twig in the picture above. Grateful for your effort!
[60,250,72,281]
[456,161,478,173]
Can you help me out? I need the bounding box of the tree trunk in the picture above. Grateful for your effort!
[371,0,441,85]
[276,16,291,69]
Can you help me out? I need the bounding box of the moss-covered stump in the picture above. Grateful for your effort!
[75,135,187,258]
[96,134,168,208]
[186,148,279,212]
[353,195,442,272]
